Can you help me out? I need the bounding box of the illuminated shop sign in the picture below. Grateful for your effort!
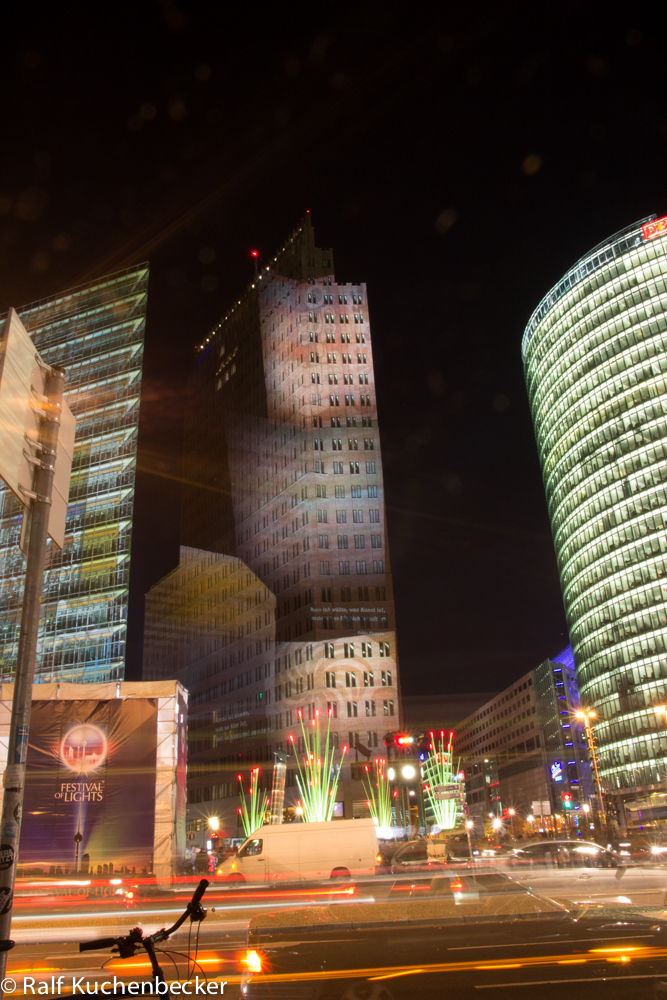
[550,761,564,782]
[642,217,667,240]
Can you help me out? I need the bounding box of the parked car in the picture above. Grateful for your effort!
[216,818,380,883]
[506,838,667,906]
[241,871,667,999]
[389,839,449,873]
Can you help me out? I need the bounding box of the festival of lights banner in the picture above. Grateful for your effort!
[19,699,159,873]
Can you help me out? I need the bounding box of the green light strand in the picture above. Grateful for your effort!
[238,767,268,837]
[362,757,392,828]
[289,710,347,822]
[421,731,460,830]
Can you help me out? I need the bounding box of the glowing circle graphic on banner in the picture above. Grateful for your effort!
[60,725,107,774]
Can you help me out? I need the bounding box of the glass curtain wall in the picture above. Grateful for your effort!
[0,264,148,683]
[523,215,667,793]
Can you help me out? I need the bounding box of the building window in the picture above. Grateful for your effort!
[318,535,329,548]
[320,560,331,574]
[347,701,358,718]
[326,671,336,688]
[351,486,362,498]
[364,670,374,686]
[368,486,378,498]
[339,560,350,574]
[366,462,376,474]
[353,510,363,523]
[334,461,344,474]
[365,701,376,717]
[369,509,380,523]
[337,535,348,549]
[345,671,357,687]
[371,535,382,548]
[350,462,360,474]
[327,701,338,718]
[344,642,355,657]
[336,509,347,523]
[348,438,358,451]
[317,509,327,523]
[361,642,372,656]
[354,535,365,549]
[379,642,390,658]
[317,484,327,498]
[335,486,346,498]
[356,560,367,574]
[324,642,335,658]
[364,438,374,450]
[383,700,394,717]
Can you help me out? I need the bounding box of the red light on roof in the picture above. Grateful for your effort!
[643,217,667,240]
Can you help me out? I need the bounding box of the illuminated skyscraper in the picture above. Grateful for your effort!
[523,214,667,804]
[0,265,148,683]
[144,217,399,827]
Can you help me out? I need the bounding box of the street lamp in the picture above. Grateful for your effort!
[575,708,606,829]
[208,816,220,831]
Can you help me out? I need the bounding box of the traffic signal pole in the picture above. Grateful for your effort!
[0,365,65,981]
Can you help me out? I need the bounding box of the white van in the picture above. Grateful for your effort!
[216,818,380,883]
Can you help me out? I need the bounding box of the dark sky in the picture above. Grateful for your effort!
[1,1,664,694]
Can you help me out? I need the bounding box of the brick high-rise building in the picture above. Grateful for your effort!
[143,216,400,833]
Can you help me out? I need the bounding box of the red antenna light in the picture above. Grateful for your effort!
[251,250,258,257]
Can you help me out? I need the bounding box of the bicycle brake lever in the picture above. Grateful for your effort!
[189,903,206,924]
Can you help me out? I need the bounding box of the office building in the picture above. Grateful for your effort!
[523,215,667,808]
[454,646,593,833]
[0,265,148,683]
[143,217,399,833]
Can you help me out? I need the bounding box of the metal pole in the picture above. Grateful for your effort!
[0,365,65,977]
[585,716,607,830]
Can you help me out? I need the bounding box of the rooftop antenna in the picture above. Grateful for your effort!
[250,249,259,277]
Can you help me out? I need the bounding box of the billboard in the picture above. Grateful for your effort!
[0,681,187,878]
[21,698,157,872]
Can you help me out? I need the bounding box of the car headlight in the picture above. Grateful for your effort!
[244,950,263,973]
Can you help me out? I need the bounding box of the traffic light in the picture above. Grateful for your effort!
[418,735,431,762]
[384,732,395,748]
[561,792,573,810]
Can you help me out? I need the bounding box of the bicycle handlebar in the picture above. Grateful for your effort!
[190,879,208,909]
[79,879,210,955]
[79,937,119,953]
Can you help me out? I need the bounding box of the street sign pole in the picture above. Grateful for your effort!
[0,365,65,976]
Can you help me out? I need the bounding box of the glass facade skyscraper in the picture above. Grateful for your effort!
[523,214,667,798]
[0,265,148,684]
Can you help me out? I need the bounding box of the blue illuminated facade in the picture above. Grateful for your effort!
[0,265,148,683]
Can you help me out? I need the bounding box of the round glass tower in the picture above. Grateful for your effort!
[523,213,667,798]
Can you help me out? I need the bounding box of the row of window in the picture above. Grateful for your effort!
[325,667,393,686]
[315,485,378,499]
[319,559,384,574]
[323,461,377,475]
[314,438,374,451]
[324,641,391,658]
[309,330,366,343]
[322,312,365,324]
[308,292,362,306]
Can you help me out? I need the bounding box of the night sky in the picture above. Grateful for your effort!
[1,1,664,694]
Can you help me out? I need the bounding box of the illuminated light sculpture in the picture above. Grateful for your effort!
[238,767,269,838]
[289,709,346,822]
[421,730,460,830]
[361,757,392,831]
